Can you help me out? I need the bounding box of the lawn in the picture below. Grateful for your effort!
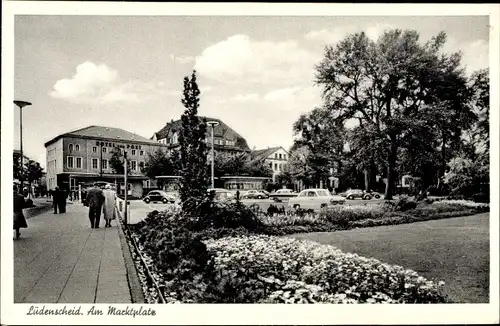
[289,213,490,303]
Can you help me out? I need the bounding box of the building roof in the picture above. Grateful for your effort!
[44,125,165,147]
[153,116,251,151]
[250,146,286,161]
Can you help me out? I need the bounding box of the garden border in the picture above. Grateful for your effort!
[115,198,166,303]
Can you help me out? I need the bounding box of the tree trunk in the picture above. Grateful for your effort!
[364,169,370,191]
[385,134,398,200]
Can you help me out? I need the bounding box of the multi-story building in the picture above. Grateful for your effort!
[44,125,168,197]
[250,146,290,182]
[152,117,251,157]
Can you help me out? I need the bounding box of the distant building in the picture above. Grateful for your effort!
[250,146,290,182]
[44,125,167,197]
[152,117,251,157]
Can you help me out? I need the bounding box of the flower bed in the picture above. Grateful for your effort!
[258,200,488,235]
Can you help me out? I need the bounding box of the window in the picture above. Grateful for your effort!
[131,160,137,171]
[92,158,98,169]
[102,159,108,170]
[298,191,307,198]
[274,163,278,171]
[139,161,145,169]
[279,153,282,159]
[67,156,74,168]
[76,157,82,169]
[102,147,107,153]
[69,144,74,152]
[140,150,144,156]
[307,191,317,197]
[269,162,272,168]
[92,146,97,153]
[132,149,136,155]
[75,144,80,152]
[275,153,278,159]
[316,190,330,197]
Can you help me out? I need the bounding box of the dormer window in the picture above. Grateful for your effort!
[69,144,74,152]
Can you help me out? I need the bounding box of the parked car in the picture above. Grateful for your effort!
[208,188,235,203]
[275,188,294,194]
[242,190,269,199]
[143,190,176,204]
[288,188,345,210]
[345,189,373,200]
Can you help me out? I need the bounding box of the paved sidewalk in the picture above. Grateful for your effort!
[14,202,132,303]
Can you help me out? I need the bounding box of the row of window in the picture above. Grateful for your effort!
[270,162,286,172]
[158,137,237,147]
[274,153,287,160]
[66,156,143,171]
[69,144,145,156]
[90,146,144,156]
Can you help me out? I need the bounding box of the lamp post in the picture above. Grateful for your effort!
[14,100,32,196]
[206,121,219,189]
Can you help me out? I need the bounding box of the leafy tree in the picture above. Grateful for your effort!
[286,145,316,188]
[25,160,43,196]
[444,156,488,200]
[13,152,23,181]
[178,70,209,210]
[469,68,489,152]
[315,29,472,199]
[109,147,130,175]
[141,148,178,189]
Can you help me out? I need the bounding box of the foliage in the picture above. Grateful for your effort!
[141,148,178,187]
[178,70,209,212]
[25,160,44,186]
[205,235,449,303]
[444,156,489,200]
[312,29,474,199]
[109,147,131,174]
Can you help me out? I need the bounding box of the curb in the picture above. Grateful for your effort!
[115,209,145,304]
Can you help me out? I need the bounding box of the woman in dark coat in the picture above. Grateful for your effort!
[14,186,28,239]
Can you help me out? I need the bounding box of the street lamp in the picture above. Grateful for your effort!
[14,100,32,195]
[206,121,219,189]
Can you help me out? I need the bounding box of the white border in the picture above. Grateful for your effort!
[2,2,499,325]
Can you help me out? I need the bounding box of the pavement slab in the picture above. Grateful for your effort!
[14,202,133,303]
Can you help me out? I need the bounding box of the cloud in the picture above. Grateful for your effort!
[305,28,347,44]
[169,54,194,64]
[264,87,302,101]
[50,62,178,104]
[305,23,396,46]
[194,34,320,86]
[440,37,489,75]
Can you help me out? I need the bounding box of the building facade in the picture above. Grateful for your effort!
[44,126,168,197]
[250,146,290,182]
[152,116,251,157]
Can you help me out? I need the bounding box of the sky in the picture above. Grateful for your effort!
[13,15,489,169]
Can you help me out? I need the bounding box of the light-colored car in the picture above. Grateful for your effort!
[208,188,235,203]
[276,188,294,194]
[242,190,269,199]
[288,188,345,210]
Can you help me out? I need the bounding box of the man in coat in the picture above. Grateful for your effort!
[52,187,61,214]
[86,185,105,228]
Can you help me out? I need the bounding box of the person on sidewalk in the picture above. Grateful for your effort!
[52,187,61,214]
[102,184,116,227]
[58,188,67,214]
[86,185,105,228]
[13,186,28,239]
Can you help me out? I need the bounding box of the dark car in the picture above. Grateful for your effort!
[345,189,372,200]
[143,190,175,204]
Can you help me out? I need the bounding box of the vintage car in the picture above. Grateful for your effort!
[288,188,345,210]
[143,190,176,204]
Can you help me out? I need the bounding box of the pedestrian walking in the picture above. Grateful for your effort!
[86,185,105,228]
[13,186,28,239]
[102,184,116,227]
[58,188,67,213]
[52,187,61,214]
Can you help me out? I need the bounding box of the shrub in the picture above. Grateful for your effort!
[394,195,417,211]
[205,235,448,303]
[318,205,386,227]
[471,192,489,203]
